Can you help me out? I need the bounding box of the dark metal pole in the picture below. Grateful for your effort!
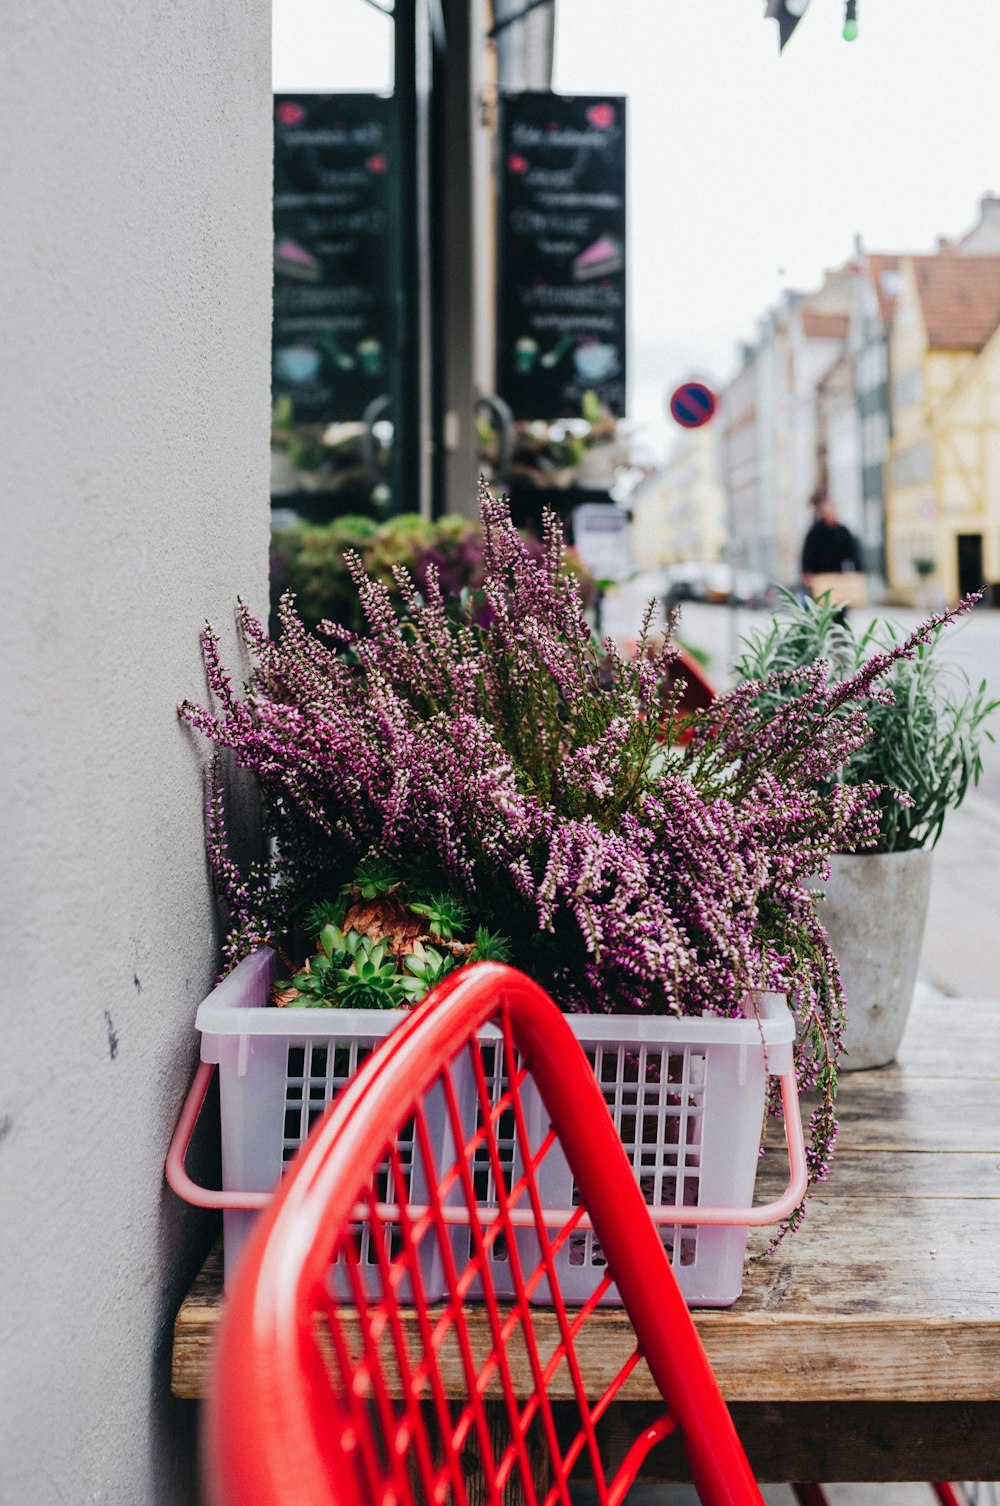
[393,0,432,516]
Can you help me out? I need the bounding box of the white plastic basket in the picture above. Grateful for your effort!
[463,999,795,1307]
[167,952,802,1307]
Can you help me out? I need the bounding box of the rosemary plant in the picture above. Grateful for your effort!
[734,591,997,851]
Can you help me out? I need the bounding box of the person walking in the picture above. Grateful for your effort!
[801,492,865,605]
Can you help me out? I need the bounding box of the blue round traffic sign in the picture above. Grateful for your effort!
[669,381,717,428]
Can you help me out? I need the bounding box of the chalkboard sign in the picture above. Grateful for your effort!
[496,92,627,421]
[272,95,395,427]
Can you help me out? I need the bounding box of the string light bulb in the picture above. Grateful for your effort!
[843,0,859,41]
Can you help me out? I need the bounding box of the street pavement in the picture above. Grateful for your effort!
[602,584,1000,1001]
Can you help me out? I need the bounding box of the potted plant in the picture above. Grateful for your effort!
[733,591,996,1069]
[270,393,390,498]
[177,485,967,1300]
[270,509,597,637]
[477,389,625,494]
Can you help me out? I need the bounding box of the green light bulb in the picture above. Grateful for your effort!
[843,17,859,39]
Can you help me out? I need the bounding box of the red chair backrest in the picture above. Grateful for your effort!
[204,962,762,1506]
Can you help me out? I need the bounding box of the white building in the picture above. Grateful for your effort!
[783,268,854,579]
[717,349,767,574]
[817,346,864,544]
[630,424,726,567]
[718,269,853,585]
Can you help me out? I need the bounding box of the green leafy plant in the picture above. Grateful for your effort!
[399,944,457,1002]
[734,590,997,851]
[270,515,383,633]
[469,926,512,963]
[345,857,400,900]
[409,893,469,941]
[301,896,347,937]
[271,510,596,636]
[275,865,512,1010]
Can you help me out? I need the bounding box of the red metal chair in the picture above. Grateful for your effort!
[203,961,765,1506]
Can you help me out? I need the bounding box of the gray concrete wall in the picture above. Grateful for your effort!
[0,4,272,1502]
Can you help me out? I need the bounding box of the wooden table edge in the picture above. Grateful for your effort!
[172,1267,1000,1405]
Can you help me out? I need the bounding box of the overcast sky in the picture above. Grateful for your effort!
[274,0,1000,455]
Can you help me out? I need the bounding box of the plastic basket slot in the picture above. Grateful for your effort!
[281,1040,423,1274]
[473,1041,521,1267]
[561,1042,711,1277]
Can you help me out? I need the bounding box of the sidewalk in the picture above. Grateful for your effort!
[920,795,1000,999]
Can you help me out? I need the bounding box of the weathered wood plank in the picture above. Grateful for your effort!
[893,996,1000,1080]
[573,1402,1000,1483]
[756,1150,1000,1201]
[828,1079,1000,1153]
[175,1296,1000,1406]
[173,1228,1000,1404]
[739,1199,1000,1318]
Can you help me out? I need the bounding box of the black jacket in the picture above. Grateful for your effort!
[802,521,864,575]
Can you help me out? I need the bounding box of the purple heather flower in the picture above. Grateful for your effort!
[179,481,979,1229]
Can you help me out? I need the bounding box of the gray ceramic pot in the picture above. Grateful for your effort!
[814,849,934,1071]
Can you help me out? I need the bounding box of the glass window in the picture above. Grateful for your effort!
[892,442,933,487]
[892,366,924,411]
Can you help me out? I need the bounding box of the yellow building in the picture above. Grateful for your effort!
[885,253,1000,601]
[933,317,1000,600]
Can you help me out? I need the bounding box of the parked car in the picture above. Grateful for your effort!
[662,562,712,605]
[662,562,775,609]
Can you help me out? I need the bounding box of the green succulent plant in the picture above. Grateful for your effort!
[281,925,405,1009]
[409,893,469,941]
[343,857,401,900]
[301,896,347,937]
[399,944,457,1001]
[469,926,512,963]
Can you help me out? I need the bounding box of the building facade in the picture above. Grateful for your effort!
[931,318,1000,600]
[847,252,907,586]
[718,269,853,586]
[885,253,1000,601]
[817,345,863,553]
[717,347,766,574]
[630,424,726,568]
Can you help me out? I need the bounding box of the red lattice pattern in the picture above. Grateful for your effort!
[204,962,763,1506]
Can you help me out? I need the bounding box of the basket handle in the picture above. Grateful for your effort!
[166,1061,808,1226]
[165,1061,270,1211]
[380,1068,807,1232]
[648,1067,808,1228]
